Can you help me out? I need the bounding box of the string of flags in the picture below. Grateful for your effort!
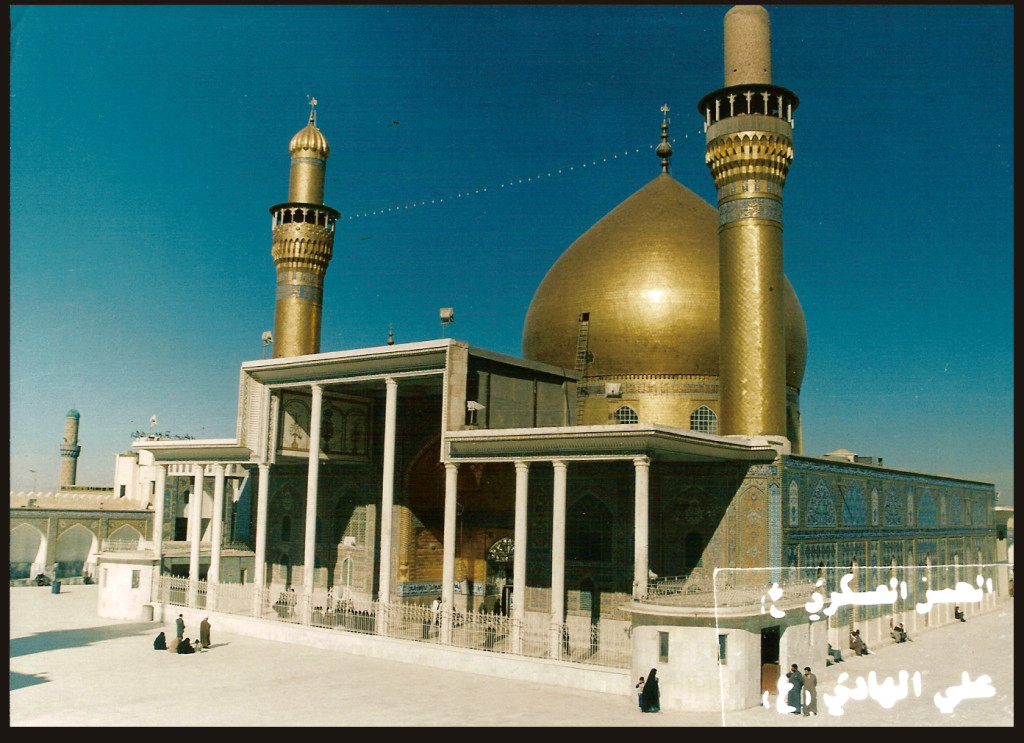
[346,134,692,220]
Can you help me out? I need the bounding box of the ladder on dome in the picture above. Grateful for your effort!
[574,313,590,424]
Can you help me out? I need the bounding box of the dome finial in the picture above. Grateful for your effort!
[656,104,673,173]
[307,96,318,127]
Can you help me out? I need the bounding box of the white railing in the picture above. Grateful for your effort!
[151,576,631,669]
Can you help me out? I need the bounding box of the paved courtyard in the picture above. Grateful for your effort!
[10,584,1013,727]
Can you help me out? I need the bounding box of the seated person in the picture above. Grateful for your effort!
[894,622,910,642]
[954,605,966,622]
[167,636,181,653]
[153,631,167,650]
[827,643,844,665]
[849,629,870,655]
[177,637,196,654]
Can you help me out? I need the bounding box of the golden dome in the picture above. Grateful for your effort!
[289,122,330,159]
[289,99,330,158]
[522,173,807,390]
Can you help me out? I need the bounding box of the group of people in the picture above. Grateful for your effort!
[785,664,819,716]
[635,669,660,713]
[154,614,212,655]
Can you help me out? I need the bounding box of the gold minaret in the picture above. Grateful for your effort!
[699,5,798,439]
[270,98,340,358]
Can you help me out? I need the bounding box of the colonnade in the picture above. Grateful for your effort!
[153,376,655,650]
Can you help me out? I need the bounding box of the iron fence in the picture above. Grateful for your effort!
[153,576,631,669]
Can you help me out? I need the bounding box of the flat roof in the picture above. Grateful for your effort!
[444,424,781,464]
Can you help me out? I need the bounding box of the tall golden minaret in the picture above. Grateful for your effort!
[699,5,798,439]
[269,99,340,358]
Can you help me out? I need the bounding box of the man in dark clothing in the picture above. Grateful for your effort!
[175,614,185,639]
[786,664,803,714]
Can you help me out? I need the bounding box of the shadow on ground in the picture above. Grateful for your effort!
[10,622,157,658]
[10,671,50,692]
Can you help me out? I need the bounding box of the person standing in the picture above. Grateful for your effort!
[635,676,645,710]
[431,596,441,628]
[640,668,660,713]
[786,663,803,714]
[802,666,818,717]
[200,617,211,648]
[175,614,185,640]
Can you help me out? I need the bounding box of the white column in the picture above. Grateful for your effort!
[512,460,530,654]
[441,462,459,644]
[633,456,650,599]
[377,377,398,629]
[153,464,167,561]
[302,383,324,621]
[209,463,226,610]
[550,460,567,659]
[188,464,204,608]
[253,463,270,616]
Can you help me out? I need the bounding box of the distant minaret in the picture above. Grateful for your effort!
[699,5,798,439]
[60,408,81,488]
[269,98,340,358]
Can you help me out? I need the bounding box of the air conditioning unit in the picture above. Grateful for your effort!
[605,382,622,397]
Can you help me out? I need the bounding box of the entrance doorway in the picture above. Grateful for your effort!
[760,625,781,694]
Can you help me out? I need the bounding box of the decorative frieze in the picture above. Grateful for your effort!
[718,196,782,226]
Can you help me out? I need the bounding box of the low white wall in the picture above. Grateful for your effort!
[153,603,630,697]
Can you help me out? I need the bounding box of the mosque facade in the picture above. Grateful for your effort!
[74,6,1006,712]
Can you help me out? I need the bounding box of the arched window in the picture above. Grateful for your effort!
[281,514,292,543]
[690,405,718,434]
[568,495,613,562]
[277,552,292,588]
[840,484,866,526]
[614,406,638,424]
[918,492,937,527]
[339,557,353,587]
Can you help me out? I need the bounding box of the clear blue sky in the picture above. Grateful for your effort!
[10,6,1013,505]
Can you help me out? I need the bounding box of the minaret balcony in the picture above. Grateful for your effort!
[270,203,340,231]
[698,83,799,131]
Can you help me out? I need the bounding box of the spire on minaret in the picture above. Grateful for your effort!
[388,323,395,345]
[308,95,318,127]
[655,104,673,173]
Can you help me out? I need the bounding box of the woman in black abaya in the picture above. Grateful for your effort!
[640,668,660,712]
